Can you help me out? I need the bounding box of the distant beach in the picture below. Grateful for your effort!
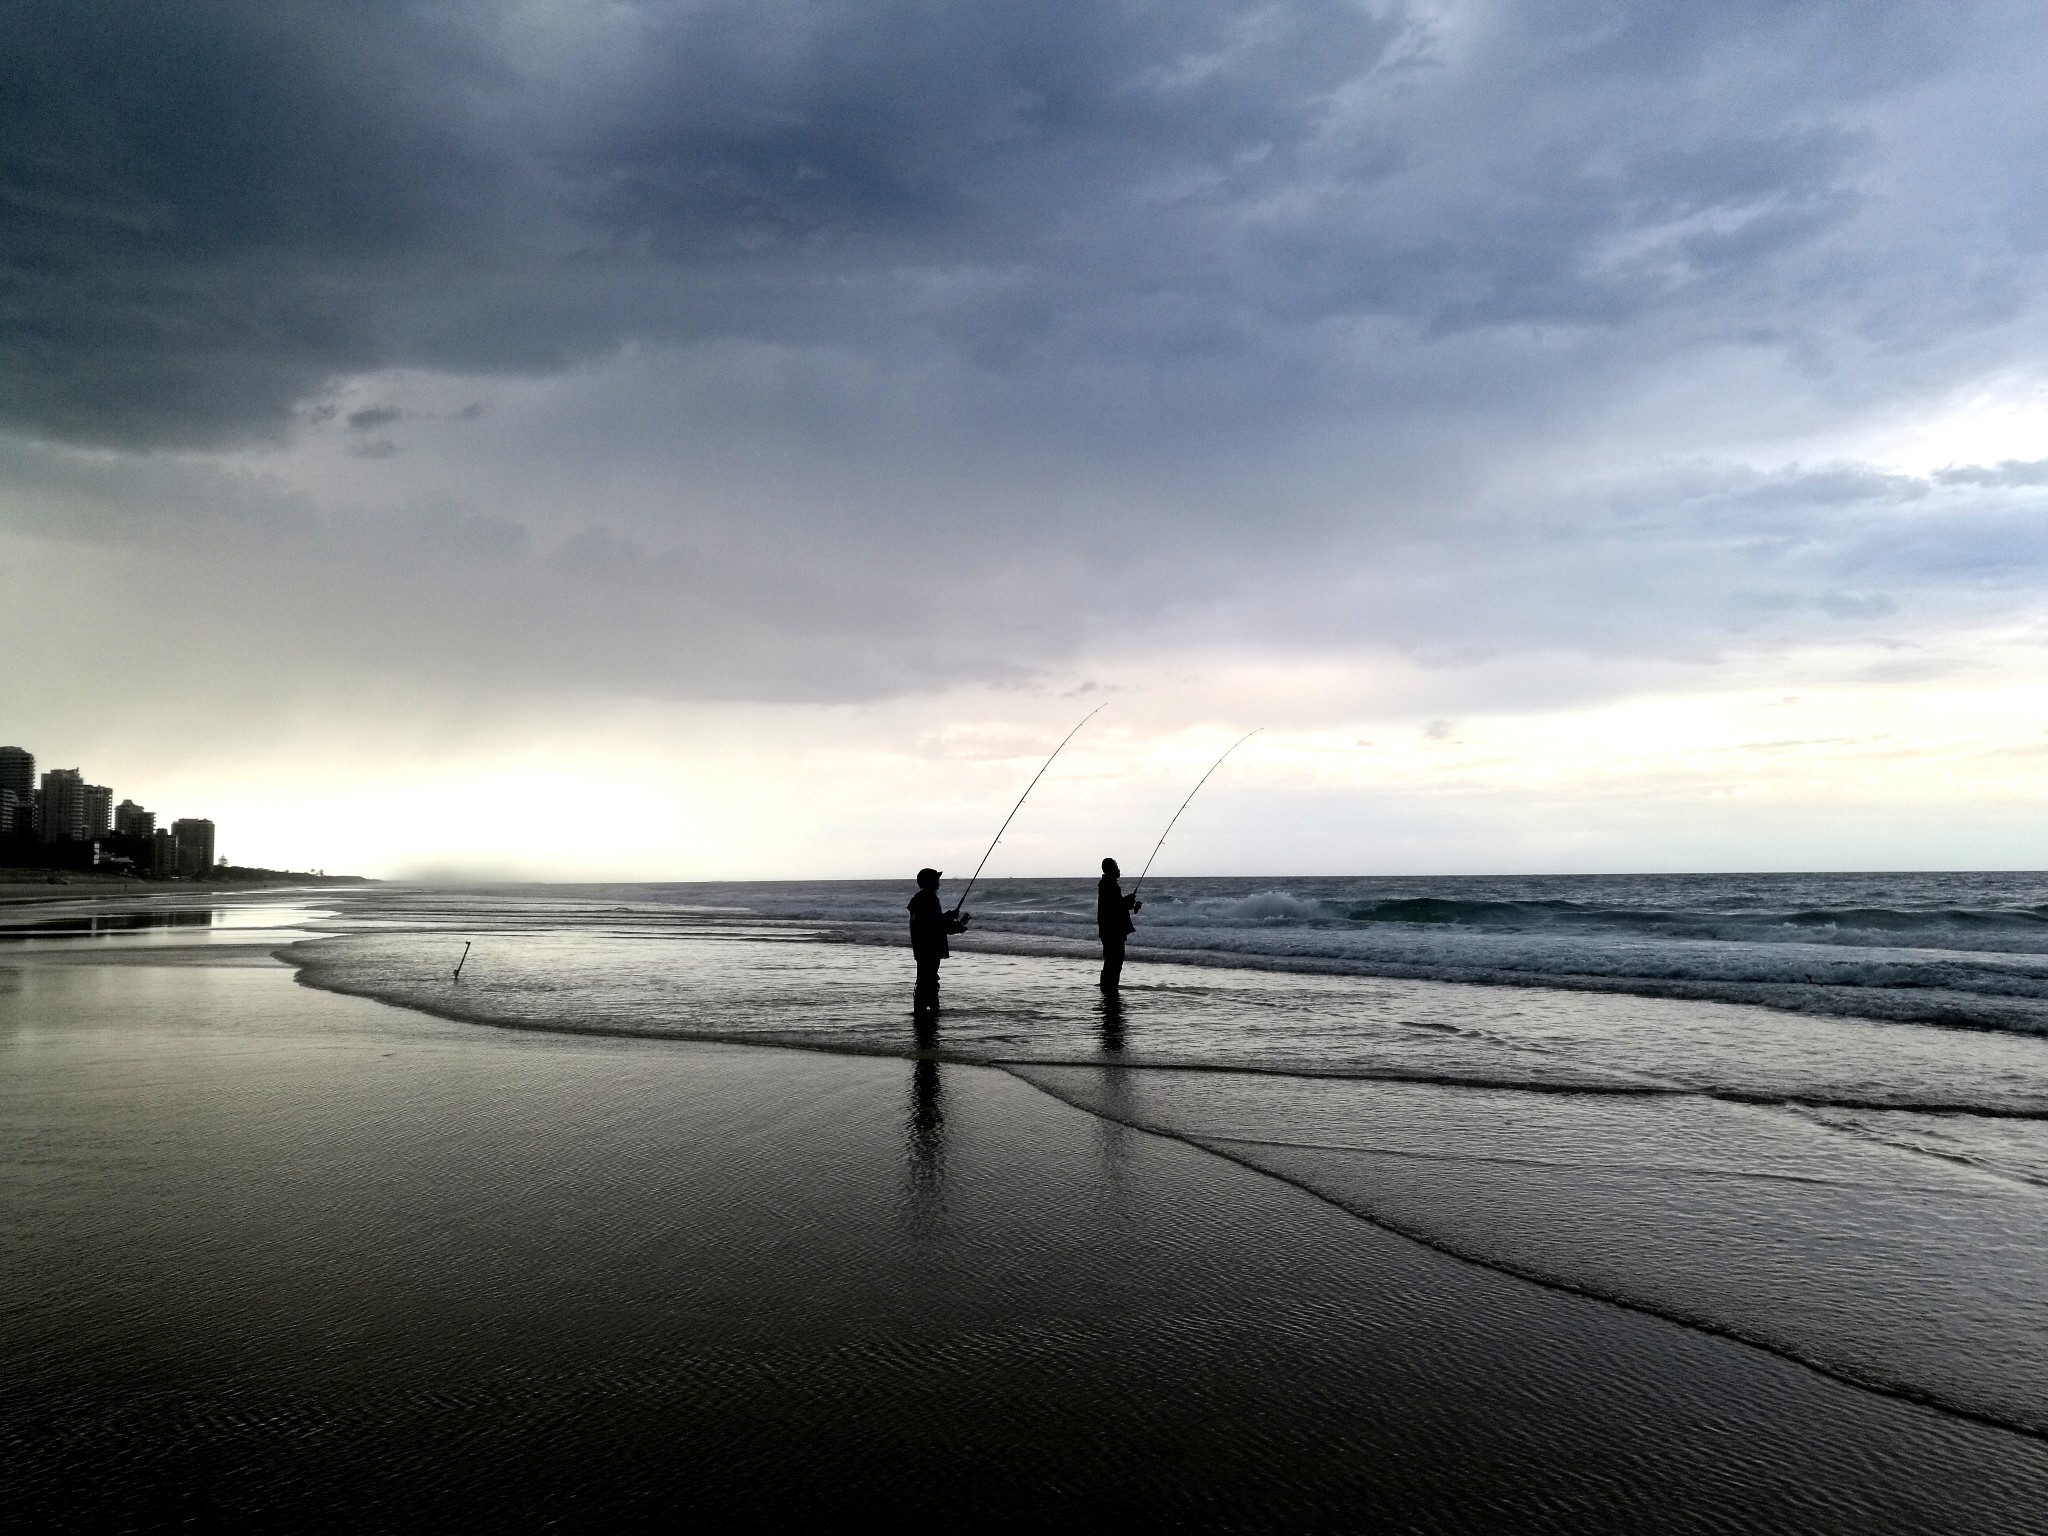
[0,872,198,906]
[0,873,371,908]
[6,889,2048,1528]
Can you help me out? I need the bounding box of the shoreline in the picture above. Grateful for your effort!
[326,891,2048,1038]
[283,944,2048,1119]
[83,872,2048,1040]
[0,876,373,909]
[279,928,2048,1120]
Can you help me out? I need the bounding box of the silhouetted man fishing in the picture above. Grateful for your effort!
[908,867,970,1022]
[1097,857,1140,991]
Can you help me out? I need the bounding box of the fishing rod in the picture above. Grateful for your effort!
[950,704,1105,917]
[1130,729,1261,900]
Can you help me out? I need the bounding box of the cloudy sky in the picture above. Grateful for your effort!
[6,0,2047,879]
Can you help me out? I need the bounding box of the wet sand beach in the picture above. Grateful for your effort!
[6,923,2048,1529]
[0,877,362,908]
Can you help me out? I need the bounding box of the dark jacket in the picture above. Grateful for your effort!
[1097,876,1137,940]
[908,888,964,957]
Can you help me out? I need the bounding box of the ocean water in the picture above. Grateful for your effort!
[623,871,2048,1033]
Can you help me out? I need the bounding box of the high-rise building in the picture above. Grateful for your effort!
[0,787,22,835]
[152,828,177,877]
[172,818,216,877]
[37,769,86,843]
[115,800,156,837]
[0,746,31,800]
[82,784,112,838]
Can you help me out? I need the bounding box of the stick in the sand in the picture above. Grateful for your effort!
[950,704,1106,917]
[1130,729,1262,901]
[452,941,471,982]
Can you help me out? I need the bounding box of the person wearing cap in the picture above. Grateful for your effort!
[908,867,970,1020]
[1097,856,1141,990]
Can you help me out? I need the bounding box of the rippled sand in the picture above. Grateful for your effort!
[6,933,2048,1528]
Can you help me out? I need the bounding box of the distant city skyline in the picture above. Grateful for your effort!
[0,744,217,878]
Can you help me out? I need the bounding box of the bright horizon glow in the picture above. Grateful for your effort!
[19,658,2044,881]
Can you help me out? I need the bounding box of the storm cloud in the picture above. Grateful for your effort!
[6,0,2048,718]
[8,0,2023,442]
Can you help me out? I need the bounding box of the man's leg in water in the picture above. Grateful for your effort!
[1099,934,1126,990]
[914,952,942,1014]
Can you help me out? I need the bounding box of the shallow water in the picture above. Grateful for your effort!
[433,871,2048,1033]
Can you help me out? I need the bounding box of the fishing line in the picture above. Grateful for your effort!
[951,704,1105,916]
[1130,728,1261,899]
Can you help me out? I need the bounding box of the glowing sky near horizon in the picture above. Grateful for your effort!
[5,1,2048,879]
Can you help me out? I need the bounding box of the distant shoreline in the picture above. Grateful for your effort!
[0,870,375,907]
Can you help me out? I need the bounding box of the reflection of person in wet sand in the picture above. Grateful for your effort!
[908,1058,943,1162]
[1097,857,1140,991]
[901,1056,948,1233]
[908,867,970,1022]
[1099,988,1126,1051]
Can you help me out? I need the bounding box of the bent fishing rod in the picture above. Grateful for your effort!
[950,704,1105,917]
[1129,728,1262,901]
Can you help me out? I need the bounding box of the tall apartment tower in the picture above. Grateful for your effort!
[172,818,216,876]
[0,746,31,800]
[82,784,113,838]
[37,768,86,843]
[115,800,156,837]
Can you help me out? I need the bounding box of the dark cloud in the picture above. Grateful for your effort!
[1936,459,2048,488]
[1187,454,2048,695]
[4,1,2047,718]
[1,1,504,444]
[2,0,2012,452]
[7,421,2043,718]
